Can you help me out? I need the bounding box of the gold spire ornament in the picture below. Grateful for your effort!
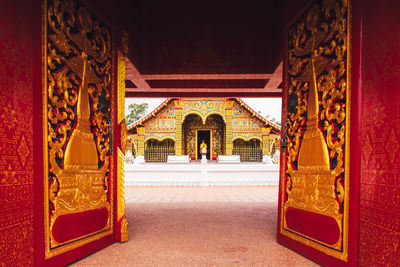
[63,52,100,170]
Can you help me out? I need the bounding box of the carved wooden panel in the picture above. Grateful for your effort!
[280,0,350,261]
[43,0,113,258]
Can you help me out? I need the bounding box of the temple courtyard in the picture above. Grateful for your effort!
[72,187,318,266]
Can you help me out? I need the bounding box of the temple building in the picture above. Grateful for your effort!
[127,98,281,162]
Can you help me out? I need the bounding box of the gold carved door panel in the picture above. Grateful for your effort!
[43,0,114,259]
[278,0,351,264]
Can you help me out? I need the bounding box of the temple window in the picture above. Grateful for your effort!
[144,139,175,162]
[233,138,262,162]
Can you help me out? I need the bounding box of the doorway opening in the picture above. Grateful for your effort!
[197,130,211,160]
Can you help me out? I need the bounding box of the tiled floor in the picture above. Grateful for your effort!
[125,186,279,203]
[73,186,318,266]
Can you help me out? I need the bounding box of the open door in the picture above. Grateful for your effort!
[197,130,211,160]
[41,0,127,265]
[277,0,357,266]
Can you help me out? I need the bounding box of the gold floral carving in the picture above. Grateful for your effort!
[121,120,128,154]
[121,30,129,56]
[185,128,195,157]
[120,217,128,242]
[117,148,126,223]
[182,99,226,124]
[44,0,112,256]
[118,51,126,124]
[282,0,350,260]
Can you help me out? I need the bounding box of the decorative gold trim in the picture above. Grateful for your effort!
[342,0,352,259]
[117,147,125,221]
[144,135,176,142]
[195,129,198,159]
[121,121,128,154]
[182,111,226,124]
[211,130,213,160]
[42,0,50,256]
[232,136,263,142]
[120,217,128,242]
[117,50,126,124]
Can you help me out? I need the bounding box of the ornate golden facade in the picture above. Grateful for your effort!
[128,98,281,161]
[280,0,350,260]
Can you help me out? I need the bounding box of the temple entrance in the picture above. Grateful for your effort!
[197,130,211,160]
[183,113,225,160]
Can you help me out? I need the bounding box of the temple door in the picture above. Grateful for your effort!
[277,0,358,266]
[41,0,126,265]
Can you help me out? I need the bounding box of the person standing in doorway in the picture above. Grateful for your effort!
[200,139,207,158]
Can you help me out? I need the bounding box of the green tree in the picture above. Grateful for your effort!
[126,103,148,125]
[265,114,281,126]
[258,111,281,126]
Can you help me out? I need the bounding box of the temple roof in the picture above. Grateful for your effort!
[127,98,281,134]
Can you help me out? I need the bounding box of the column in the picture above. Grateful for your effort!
[174,100,183,155]
[224,100,233,155]
[137,126,145,155]
[262,126,272,155]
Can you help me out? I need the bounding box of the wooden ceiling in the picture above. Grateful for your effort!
[125,59,283,97]
[88,0,286,97]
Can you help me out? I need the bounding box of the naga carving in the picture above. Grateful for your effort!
[283,0,349,258]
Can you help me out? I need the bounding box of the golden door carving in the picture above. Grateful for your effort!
[281,0,350,260]
[44,0,113,256]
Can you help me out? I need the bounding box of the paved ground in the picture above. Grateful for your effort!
[73,186,318,267]
[125,186,279,203]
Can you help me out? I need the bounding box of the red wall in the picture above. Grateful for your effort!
[0,1,35,265]
[1,1,117,266]
[359,1,400,265]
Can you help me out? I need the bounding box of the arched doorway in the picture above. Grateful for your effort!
[183,113,225,160]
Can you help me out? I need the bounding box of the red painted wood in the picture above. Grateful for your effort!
[33,0,46,265]
[0,1,35,266]
[126,91,282,98]
[52,209,109,244]
[285,208,341,245]
[358,1,400,265]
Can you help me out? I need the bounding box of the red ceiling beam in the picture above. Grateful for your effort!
[264,61,283,89]
[126,91,282,98]
[125,58,151,89]
[125,88,281,93]
[126,88,282,98]
[134,74,281,80]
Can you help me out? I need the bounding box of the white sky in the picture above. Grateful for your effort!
[125,97,282,123]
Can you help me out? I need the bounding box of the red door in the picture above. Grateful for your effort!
[40,0,117,265]
[277,0,359,266]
